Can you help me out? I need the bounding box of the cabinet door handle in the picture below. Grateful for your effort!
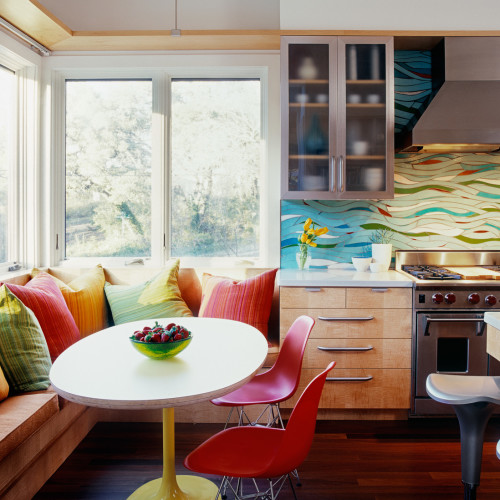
[317,345,373,352]
[305,287,322,292]
[338,155,345,192]
[318,315,374,321]
[371,288,388,293]
[326,376,373,382]
[330,156,336,192]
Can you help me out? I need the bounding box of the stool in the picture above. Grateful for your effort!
[426,374,500,500]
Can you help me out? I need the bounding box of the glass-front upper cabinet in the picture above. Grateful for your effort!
[281,36,394,199]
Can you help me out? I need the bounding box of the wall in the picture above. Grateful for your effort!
[281,152,500,269]
[280,0,500,31]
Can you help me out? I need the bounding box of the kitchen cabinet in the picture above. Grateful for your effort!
[279,286,411,410]
[281,36,394,199]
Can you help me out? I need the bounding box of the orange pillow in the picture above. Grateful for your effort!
[4,272,80,361]
[32,265,107,338]
[198,269,278,338]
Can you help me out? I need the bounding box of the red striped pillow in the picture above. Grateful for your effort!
[198,269,278,339]
[4,273,80,361]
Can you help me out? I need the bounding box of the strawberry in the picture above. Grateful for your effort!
[151,333,161,343]
[144,334,153,342]
[160,332,169,343]
[166,323,176,330]
[174,333,183,341]
[135,331,145,340]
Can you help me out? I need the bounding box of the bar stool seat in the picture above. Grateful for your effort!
[497,439,500,460]
[426,374,500,500]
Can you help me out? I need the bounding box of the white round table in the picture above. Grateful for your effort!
[50,317,269,500]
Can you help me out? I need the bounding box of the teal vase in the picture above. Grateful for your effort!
[304,115,328,155]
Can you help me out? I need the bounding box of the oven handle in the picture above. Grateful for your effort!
[326,376,373,382]
[318,316,374,322]
[423,316,486,336]
[317,345,373,352]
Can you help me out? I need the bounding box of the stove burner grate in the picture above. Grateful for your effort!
[402,265,463,280]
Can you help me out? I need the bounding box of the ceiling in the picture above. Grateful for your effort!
[0,0,494,53]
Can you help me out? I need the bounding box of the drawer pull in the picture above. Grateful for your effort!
[318,316,374,322]
[305,287,322,292]
[317,345,373,352]
[371,288,388,293]
[326,376,373,382]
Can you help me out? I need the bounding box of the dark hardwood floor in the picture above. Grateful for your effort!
[34,418,500,500]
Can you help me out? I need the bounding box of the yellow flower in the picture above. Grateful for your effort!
[303,218,312,231]
[300,233,308,243]
[309,241,317,247]
[315,227,329,236]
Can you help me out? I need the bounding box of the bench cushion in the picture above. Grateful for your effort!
[0,392,59,462]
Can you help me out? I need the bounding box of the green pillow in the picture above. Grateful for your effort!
[104,259,193,325]
[0,285,52,392]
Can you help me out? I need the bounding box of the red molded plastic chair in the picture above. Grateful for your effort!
[185,361,336,500]
[210,315,315,429]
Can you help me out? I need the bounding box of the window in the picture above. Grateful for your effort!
[65,80,153,259]
[0,65,15,265]
[170,79,261,259]
[62,74,264,265]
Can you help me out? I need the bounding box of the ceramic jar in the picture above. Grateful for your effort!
[297,57,318,80]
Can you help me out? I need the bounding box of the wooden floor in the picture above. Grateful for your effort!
[34,418,500,500]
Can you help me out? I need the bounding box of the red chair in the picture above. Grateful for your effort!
[211,315,315,429]
[185,362,335,500]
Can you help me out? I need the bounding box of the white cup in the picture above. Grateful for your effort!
[295,93,309,103]
[316,93,328,103]
[347,94,361,104]
[352,140,369,156]
[366,94,381,104]
[352,257,372,272]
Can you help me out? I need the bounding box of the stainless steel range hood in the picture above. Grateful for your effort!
[409,37,500,152]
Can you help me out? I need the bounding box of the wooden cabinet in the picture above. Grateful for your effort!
[279,286,412,410]
[281,36,394,199]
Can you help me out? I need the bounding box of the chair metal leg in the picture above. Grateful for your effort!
[453,401,496,500]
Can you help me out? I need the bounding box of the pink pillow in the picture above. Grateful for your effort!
[4,273,80,361]
[199,269,278,339]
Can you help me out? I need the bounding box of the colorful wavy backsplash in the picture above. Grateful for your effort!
[394,50,434,135]
[281,153,500,268]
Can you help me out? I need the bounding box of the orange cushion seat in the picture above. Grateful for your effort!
[0,392,59,462]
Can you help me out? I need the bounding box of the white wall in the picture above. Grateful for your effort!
[280,0,500,30]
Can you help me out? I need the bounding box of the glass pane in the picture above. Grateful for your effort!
[0,66,14,263]
[171,79,261,258]
[345,44,387,192]
[65,80,152,258]
[288,44,330,192]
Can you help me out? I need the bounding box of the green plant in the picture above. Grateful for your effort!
[370,228,393,245]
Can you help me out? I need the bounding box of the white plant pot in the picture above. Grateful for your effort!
[371,243,392,272]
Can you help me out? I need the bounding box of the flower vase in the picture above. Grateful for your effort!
[297,244,311,270]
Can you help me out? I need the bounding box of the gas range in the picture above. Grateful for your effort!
[396,250,500,310]
[396,250,500,415]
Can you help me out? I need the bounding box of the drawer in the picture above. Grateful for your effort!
[280,308,412,339]
[346,287,412,309]
[282,368,411,409]
[280,287,346,309]
[299,338,411,369]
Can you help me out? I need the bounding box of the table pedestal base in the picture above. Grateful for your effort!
[128,475,219,500]
[127,407,219,500]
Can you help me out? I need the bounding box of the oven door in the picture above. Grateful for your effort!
[414,311,488,399]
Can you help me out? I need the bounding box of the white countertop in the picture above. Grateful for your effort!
[484,312,500,330]
[278,268,414,287]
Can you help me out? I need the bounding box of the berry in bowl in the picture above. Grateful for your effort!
[129,321,192,360]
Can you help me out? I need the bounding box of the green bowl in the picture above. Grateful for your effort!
[130,336,192,360]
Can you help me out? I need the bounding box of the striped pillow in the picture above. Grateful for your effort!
[0,285,51,393]
[5,272,80,361]
[198,269,278,338]
[104,259,192,325]
[32,265,107,338]
[0,365,9,401]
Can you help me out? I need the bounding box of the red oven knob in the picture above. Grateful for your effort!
[468,293,480,305]
[445,293,456,304]
[485,294,497,306]
[432,293,444,304]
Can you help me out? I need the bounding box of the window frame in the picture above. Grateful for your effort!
[0,32,41,274]
[50,60,279,269]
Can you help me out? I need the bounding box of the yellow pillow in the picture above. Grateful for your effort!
[32,265,107,338]
[0,364,9,401]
